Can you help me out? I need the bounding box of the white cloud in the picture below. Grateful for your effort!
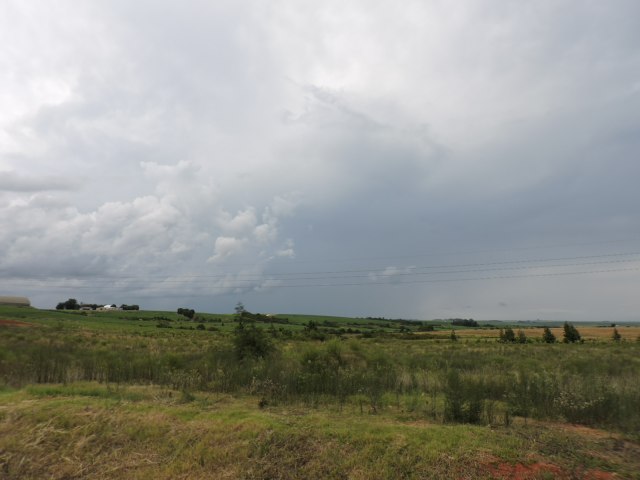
[208,236,247,263]
[218,208,258,236]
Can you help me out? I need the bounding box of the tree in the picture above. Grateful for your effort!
[418,324,435,332]
[516,329,527,344]
[56,298,79,310]
[542,327,556,343]
[231,302,274,360]
[177,307,195,319]
[499,327,516,343]
[451,318,479,327]
[562,322,581,343]
[233,322,274,360]
[612,327,622,343]
[235,302,247,323]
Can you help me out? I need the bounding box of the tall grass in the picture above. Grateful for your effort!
[1,323,639,434]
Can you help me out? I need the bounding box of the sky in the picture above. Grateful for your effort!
[1,1,640,321]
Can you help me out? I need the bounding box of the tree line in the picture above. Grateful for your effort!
[55,298,139,310]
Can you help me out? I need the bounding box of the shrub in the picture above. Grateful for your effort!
[542,327,556,343]
[516,330,527,344]
[177,308,195,319]
[612,328,621,342]
[499,328,516,343]
[563,322,581,343]
[233,324,274,360]
[442,369,483,424]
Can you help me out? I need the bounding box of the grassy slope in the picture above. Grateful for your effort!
[1,384,638,479]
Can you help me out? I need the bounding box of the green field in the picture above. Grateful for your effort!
[1,305,639,479]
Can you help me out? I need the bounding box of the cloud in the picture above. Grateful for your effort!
[208,236,248,263]
[0,171,79,192]
[0,158,299,302]
[1,1,639,319]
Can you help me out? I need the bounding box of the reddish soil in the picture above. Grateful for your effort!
[483,460,616,479]
[484,461,562,479]
[0,319,33,327]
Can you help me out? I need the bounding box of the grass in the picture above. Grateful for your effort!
[1,305,639,478]
[1,383,638,479]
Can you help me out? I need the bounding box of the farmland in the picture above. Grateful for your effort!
[1,305,639,479]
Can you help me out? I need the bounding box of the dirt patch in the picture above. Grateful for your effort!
[484,460,563,479]
[483,461,617,480]
[0,319,33,327]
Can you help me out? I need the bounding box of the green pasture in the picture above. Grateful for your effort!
[1,383,638,479]
[1,304,639,478]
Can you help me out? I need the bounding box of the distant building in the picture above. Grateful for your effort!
[97,304,119,311]
[0,296,31,307]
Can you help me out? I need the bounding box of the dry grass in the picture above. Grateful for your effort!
[554,325,640,340]
[1,385,639,479]
[428,325,640,341]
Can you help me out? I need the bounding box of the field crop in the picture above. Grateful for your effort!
[1,305,639,479]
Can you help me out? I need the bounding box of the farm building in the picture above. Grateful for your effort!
[96,304,118,311]
[0,296,31,307]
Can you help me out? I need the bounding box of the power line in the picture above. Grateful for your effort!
[8,256,640,285]
[180,236,640,267]
[4,251,640,282]
[5,263,640,293]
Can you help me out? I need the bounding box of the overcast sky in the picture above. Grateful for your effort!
[2,1,640,320]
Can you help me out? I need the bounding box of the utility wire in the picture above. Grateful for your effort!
[8,257,640,285]
[6,263,640,292]
[4,251,640,282]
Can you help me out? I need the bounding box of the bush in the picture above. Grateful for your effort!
[563,322,581,343]
[451,319,478,327]
[177,308,195,319]
[55,298,79,310]
[542,327,556,343]
[443,370,483,424]
[516,330,527,344]
[612,328,621,342]
[499,328,516,343]
[233,324,274,360]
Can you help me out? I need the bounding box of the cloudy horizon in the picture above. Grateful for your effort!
[2,1,640,321]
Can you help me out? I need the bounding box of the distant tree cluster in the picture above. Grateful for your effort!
[177,307,195,319]
[417,324,435,332]
[498,327,527,343]
[451,318,479,327]
[56,298,79,310]
[55,299,139,311]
